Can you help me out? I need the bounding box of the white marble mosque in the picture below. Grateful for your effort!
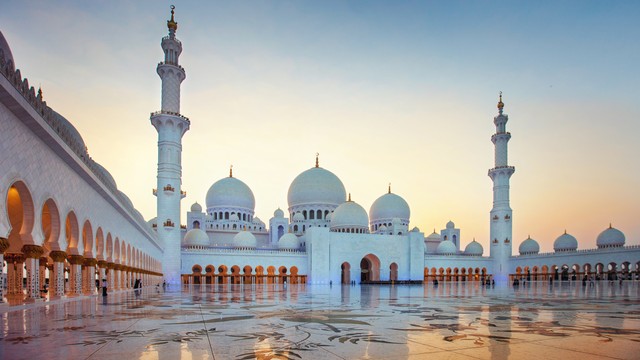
[1,7,639,310]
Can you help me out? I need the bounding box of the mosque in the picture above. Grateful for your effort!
[0,8,638,306]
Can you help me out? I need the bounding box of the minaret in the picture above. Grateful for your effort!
[488,92,514,283]
[151,6,189,285]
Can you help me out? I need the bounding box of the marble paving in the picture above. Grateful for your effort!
[1,281,639,359]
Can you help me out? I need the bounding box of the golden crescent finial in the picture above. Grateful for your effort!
[167,5,178,32]
[497,91,504,110]
[315,153,319,168]
[229,164,233,177]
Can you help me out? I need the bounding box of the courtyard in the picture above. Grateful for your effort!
[1,281,639,359]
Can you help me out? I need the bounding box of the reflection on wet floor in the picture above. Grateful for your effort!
[1,281,639,359]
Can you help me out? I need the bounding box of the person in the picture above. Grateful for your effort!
[162,280,166,290]
[101,278,108,296]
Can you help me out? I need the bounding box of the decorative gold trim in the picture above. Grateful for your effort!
[21,244,44,259]
[49,250,67,262]
[0,238,10,254]
[67,254,84,265]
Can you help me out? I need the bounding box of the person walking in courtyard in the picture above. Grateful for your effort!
[101,278,108,297]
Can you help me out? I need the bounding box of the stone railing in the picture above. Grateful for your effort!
[182,246,306,255]
[511,244,640,258]
[150,110,190,124]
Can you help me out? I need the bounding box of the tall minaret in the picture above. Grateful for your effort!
[151,6,189,285]
[488,92,514,283]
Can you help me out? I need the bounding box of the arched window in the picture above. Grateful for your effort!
[303,210,307,219]
[309,211,315,220]
[193,221,200,229]
[452,234,457,244]
[225,212,229,220]
[293,225,298,232]
[213,213,217,220]
[316,210,322,219]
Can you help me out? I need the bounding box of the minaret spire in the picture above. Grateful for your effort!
[488,91,515,284]
[151,6,189,285]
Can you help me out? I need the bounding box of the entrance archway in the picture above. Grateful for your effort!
[360,254,381,282]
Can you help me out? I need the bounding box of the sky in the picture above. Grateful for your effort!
[2,1,639,252]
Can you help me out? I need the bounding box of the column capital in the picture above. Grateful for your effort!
[0,237,9,254]
[39,257,48,266]
[97,260,108,268]
[84,258,98,267]
[106,262,115,269]
[67,254,84,265]
[21,244,44,259]
[4,253,25,263]
[49,250,68,262]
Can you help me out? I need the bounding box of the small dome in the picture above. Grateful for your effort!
[596,226,625,248]
[426,231,441,241]
[206,176,255,210]
[288,166,346,207]
[233,231,257,248]
[464,240,483,256]
[190,202,202,213]
[436,240,457,255]
[252,217,264,225]
[446,220,455,229]
[325,212,333,222]
[274,208,284,218]
[118,191,134,210]
[369,192,410,223]
[52,110,87,155]
[278,233,300,250]
[554,231,578,252]
[147,217,157,227]
[411,226,420,233]
[229,213,239,221]
[292,212,305,222]
[378,224,387,231]
[0,31,15,69]
[330,201,369,230]
[92,161,117,189]
[183,229,209,247]
[519,236,540,255]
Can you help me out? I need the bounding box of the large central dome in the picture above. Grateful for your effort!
[288,166,346,207]
[206,176,255,210]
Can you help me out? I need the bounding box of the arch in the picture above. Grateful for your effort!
[82,220,94,257]
[389,262,398,281]
[65,211,80,254]
[41,198,61,250]
[342,262,351,284]
[360,254,381,282]
[95,227,104,260]
[106,233,113,262]
[7,181,36,248]
[113,237,120,262]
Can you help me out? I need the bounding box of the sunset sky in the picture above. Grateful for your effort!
[2,1,639,252]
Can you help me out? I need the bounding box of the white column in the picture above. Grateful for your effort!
[22,245,44,301]
[0,239,8,302]
[68,255,83,296]
[49,251,67,298]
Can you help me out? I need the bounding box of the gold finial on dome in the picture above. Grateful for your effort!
[388,183,391,194]
[229,164,233,177]
[609,223,612,229]
[315,152,319,168]
[348,193,352,202]
[167,5,178,33]
[497,91,504,111]
[37,86,43,100]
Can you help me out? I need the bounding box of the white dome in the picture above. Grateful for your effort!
[92,161,117,189]
[554,232,578,252]
[596,226,625,248]
[436,240,457,255]
[369,192,410,223]
[330,201,369,230]
[426,231,441,241]
[0,31,15,69]
[274,208,285,218]
[519,236,540,255]
[292,212,305,222]
[252,217,264,225]
[183,229,209,247]
[446,220,455,229]
[206,176,255,210]
[118,190,134,209]
[411,226,420,233]
[230,213,239,221]
[287,166,346,207]
[278,233,300,250]
[378,224,387,231]
[233,231,257,248]
[464,240,483,256]
[190,202,202,213]
[52,110,87,155]
[147,217,157,227]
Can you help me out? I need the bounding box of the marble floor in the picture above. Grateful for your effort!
[1,281,639,359]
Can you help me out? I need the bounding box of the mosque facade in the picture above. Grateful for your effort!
[1,9,639,306]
